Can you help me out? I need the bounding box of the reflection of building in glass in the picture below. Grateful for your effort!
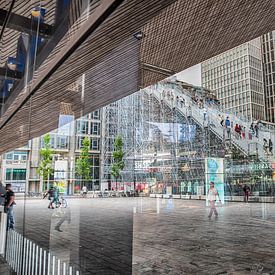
[261,31,275,123]
[0,111,101,194]
[0,147,29,193]
[202,38,265,121]
[100,80,274,197]
[0,80,274,198]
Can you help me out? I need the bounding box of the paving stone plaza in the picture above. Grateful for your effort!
[9,197,275,274]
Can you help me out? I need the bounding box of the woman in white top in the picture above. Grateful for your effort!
[207,182,221,219]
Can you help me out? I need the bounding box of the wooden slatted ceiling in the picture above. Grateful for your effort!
[140,0,275,87]
[0,0,275,154]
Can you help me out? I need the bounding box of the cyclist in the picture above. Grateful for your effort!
[43,186,54,209]
[52,184,60,208]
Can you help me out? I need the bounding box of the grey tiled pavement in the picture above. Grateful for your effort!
[5,197,275,274]
[0,257,15,275]
[133,198,275,274]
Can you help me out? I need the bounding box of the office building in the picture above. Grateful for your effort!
[201,38,265,121]
[261,31,275,123]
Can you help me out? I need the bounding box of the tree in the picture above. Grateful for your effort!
[111,136,125,190]
[38,134,54,191]
[75,137,91,189]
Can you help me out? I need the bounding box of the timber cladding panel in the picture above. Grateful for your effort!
[140,0,275,86]
[0,0,275,154]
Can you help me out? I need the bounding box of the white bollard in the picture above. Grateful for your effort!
[0,212,7,255]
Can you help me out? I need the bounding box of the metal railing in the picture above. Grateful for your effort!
[5,229,80,275]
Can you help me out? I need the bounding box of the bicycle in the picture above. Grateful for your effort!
[52,196,68,208]
[58,196,68,208]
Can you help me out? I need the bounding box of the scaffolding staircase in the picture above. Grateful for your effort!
[145,82,275,160]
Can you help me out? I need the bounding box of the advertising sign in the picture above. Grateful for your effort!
[54,160,68,194]
[205,158,225,205]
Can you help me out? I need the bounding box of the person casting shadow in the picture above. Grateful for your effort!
[207,182,221,219]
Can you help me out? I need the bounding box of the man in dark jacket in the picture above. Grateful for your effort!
[2,184,15,230]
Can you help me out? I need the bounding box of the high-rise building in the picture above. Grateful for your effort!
[201,38,265,121]
[261,31,275,123]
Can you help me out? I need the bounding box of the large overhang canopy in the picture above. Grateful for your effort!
[0,0,274,154]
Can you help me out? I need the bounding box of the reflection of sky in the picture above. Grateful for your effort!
[148,122,196,142]
[58,115,74,135]
[176,64,201,86]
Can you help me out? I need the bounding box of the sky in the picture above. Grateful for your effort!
[176,63,201,86]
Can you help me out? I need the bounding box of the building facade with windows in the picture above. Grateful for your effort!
[0,111,102,194]
[0,147,29,193]
[261,31,275,123]
[201,38,265,121]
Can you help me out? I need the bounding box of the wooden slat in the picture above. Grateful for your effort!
[0,0,275,154]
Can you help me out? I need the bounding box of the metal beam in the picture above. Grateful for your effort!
[0,9,53,37]
[0,67,23,80]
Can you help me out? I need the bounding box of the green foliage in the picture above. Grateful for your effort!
[75,137,91,180]
[111,136,125,183]
[38,133,54,180]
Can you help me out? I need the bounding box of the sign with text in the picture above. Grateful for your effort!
[205,158,225,205]
[54,160,68,194]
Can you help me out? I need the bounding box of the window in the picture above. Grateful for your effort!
[76,121,88,134]
[6,168,12,181]
[57,136,68,149]
[91,122,100,135]
[91,138,100,151]
[91,110,100,120]
[5,153,13,160]
[76,136,85,150]
[5,169,26,181]
[13,154,19,161]
[21,155,27,161]
[13,169,26,181]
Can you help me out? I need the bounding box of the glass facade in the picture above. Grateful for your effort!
[0,1,275,275]
[262,31,275,123]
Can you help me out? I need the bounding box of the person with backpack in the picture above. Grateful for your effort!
[2,184,15,230]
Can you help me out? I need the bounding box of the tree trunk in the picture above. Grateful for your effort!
[47,174,50,191]
[116,178,118,191]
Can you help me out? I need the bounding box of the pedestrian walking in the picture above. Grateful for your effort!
[55,207,71,232]
[243,184,250,203]
[43,186,54,209]
[187,105,192,118]
[235,124,240,139]
[242,126,246,139]
[225,117,231,139]
[207,182,221,219]
[248,129,253,140]
[250,123,254,135]
[263,138,269,155]
[238,125,242,139]
[180,97,185,108]
[219,115,224,126]
[2,184,15,230]
[269,139,273,156]
[82,185,88,198]
[203,107,208,121]
[254,124,259,138]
